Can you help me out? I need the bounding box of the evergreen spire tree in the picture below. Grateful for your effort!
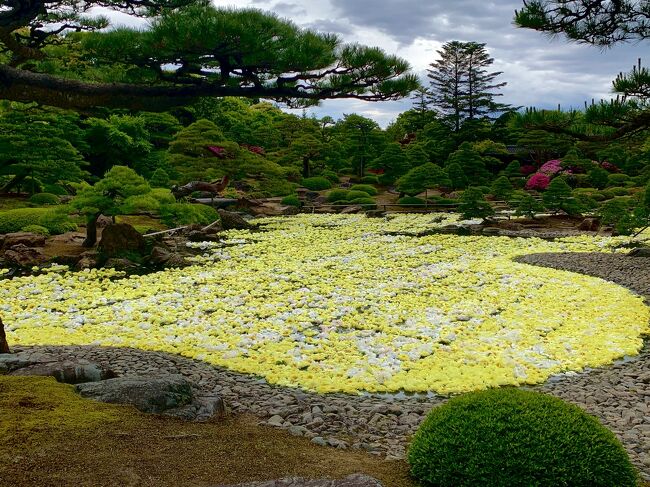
[427,41,510,131]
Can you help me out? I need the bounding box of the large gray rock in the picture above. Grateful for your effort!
[75,374,194,414]
[216,475,383,487]
[1,232,46,250]
[629,247,650,257]
[99,223,146,257]
[3,244,48,267]
[10,359,114,384]
[218,209,253,230]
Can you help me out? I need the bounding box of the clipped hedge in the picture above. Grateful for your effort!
[327,189,351,203]
[408,388,637,487]
[398,196,426,205]
[21,225,50,236]
[159,203,218,227]
[360,175,379,184]
[349,184,378,196]
[349,197,376,207]
[345,190,372,200]
[301,177,332,191]
[320,170,340,184]
[29,193,60,206]
[281,195,301,207]
[0,208,76,234]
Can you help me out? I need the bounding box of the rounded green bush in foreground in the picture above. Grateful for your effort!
[408,388,637,487]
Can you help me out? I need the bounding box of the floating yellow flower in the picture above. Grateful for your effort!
[2,214,648,394]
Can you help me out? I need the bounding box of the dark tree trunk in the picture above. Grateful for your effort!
[0,318,9,354]
[0,173,26,193]
[83,213,101,248]
[302,156,311,178]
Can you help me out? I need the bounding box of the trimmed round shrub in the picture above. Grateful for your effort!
[159,203,218,227]
[21,224,50,236]
[0,208,57,233]
[42,184,68,196]
[301,177,332,191]
[320,170,340,184]
[360,175,379,184]
[37,209,77,234]
[349,184,378,196]
[29,193,60,206]
[327,190,351,203]
[607,173,631,187]
[601,187,630,198]
[408,388,637,487]
[345,190,372,200]
[398,196,426,206]
[281,195,301,207]
[349,197,376,207]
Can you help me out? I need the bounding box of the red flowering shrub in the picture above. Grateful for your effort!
[525,173,551,190]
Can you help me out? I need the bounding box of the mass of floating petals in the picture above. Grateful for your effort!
[2,214,649,394]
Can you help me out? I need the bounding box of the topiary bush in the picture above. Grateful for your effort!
[398,196,426,206]
[159,203,218,227]
[345,190,372,200]
[281,195,301,207]
[607,173,631,187]
[320,170,340,184]
[349,197,376,207]
[29,193,60,206]
[327,189,351,203]
[0,208,76,234]
[349,184,378,196]
[408,388,638,487]
[300,177,332,191]
[360,175,379,184]
[21,224,50,236]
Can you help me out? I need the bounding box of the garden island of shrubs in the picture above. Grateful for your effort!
[1,0,650,486]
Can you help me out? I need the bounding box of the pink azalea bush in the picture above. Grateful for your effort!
[525,173,551,190]
[539,159,562,176]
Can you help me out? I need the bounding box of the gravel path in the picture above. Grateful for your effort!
[9,252,650,479]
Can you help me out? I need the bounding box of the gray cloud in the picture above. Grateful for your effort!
[98,0,649,126]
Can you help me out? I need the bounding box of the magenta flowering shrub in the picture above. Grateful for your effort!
[539,159,562,176]
[520,165,537,176]
[525,173,551,190]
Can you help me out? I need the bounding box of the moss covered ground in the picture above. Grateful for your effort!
[0,376,414,487]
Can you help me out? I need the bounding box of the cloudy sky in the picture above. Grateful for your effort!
[105,0,646,127]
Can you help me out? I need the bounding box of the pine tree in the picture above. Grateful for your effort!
[427,41,510,131]
[370,143,410,181]
[458,187,494,220]
[502,160,522,179]
[445,142,491,185]
[543,178,581,215]
[491,176,514,201]
[396,163,450,196]
[446,163,468,190]
[149,168,171,188]
[513,193,544,218]
[410,86,433,114]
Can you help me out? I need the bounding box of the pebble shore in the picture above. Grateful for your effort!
[9,252,650,479]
